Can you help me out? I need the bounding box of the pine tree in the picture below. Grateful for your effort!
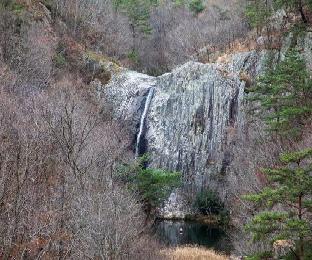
[248,49,312,138]
[189,0,205,15]
[113,0,156,56]
[245,0,272,32]
[118,155,180,220]
[243,148,312,259]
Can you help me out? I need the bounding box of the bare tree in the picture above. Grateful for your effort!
[0,74,150,259]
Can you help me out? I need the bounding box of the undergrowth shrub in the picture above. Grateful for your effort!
[193,189,224,215]
[189,0,205,14]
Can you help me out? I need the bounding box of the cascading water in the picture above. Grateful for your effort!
[135,87,155,157]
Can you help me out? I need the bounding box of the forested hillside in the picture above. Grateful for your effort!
[25,0,247,74]
[1,0,312,259]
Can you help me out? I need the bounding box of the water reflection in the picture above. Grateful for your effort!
[154,220,231,253]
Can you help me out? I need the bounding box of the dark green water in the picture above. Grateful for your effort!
[154,220,232,253]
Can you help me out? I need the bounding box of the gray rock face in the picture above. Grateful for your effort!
[157,189,193,219]
[299,32,312,71]
[100,50,265,217]
[99,32,312,217]
[147,52,264,189]
[101,70,156,134]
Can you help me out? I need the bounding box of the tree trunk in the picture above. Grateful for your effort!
[298,0,308,23]
[58,174,66,260]
[130,24,136,53]
[298,194,304,260]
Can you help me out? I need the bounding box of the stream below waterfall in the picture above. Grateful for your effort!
[154,220,232,253]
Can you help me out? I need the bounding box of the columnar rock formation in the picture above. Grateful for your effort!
[100,32,312,217]
[146,53,262,189]
[103,51,264,183]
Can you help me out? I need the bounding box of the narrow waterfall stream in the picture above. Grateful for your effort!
[135,87,155,157]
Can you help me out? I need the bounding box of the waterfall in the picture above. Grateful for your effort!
[135,87,155,157]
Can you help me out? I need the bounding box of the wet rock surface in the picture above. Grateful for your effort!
[157,190,193,219]
[100,70,156,135]
[99,33,312,216]
[147,54,263,188]
[100,50,265,216]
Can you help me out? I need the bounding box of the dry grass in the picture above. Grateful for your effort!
[161,246,228,260]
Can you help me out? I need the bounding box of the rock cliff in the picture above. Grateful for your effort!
[100,32,312,218]
[147,53,263,187]
[101,50,265,217]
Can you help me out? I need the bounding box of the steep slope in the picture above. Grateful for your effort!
[147,53,262,187]
[101,50,265,216]
[101,31,312,217]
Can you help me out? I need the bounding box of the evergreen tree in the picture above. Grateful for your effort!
[243,148,312,259]
[248,49,312,137]
[118,155,180,219]
[189,0,205,15]
[126,0,154,33]
[245,0,272,31]
[113,0,156,56]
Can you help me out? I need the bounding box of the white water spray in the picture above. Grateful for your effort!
[135,87,155,157]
